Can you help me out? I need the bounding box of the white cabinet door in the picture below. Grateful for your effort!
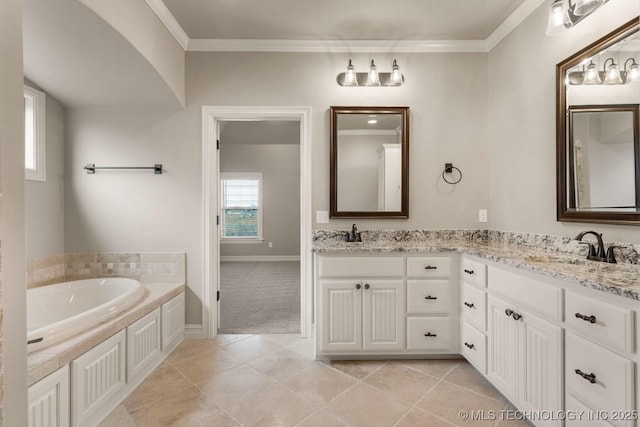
[317,280,363,353]
[518,308,562,427]
[487,295,520,402]
[28,365,70,427]
[363,280,405,351]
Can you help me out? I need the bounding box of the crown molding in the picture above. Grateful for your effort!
[187,38,490,53]
[152,0,546,53]
[145,0,189,50]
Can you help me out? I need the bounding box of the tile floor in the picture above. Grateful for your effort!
[100,334,532,427]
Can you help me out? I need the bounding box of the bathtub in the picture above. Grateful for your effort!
[27,278,145,353]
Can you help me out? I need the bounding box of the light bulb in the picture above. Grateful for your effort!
[573,0,604,16]
[546,0,568,36]
[603,59,622,85]
[389,59,403,86]
[583,61,601,84]
[343,59,358,86]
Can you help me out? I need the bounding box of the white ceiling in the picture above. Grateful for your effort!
[152,0,544,52]
[163,0,526,40]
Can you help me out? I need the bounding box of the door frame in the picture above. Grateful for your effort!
[201,106,313,339]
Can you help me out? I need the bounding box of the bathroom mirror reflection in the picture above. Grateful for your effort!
[557,17,640,224]
[330,106,409,218]
[568,105,640,211]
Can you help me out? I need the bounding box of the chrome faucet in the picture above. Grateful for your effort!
[345,224,362,242]
[574,231,616,263]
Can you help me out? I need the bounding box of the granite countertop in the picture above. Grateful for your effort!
[313,239,640,302]
[28,281,185,386]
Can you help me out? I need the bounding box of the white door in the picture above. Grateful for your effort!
[363,280,405,351]
[317,280,363,353]
[487,295,519,401]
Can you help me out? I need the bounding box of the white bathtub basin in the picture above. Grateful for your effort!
[27,278,145,353]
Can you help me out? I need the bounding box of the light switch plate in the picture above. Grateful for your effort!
[316,211,329,224]
[479,209,488,223]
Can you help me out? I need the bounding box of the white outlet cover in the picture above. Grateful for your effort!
[316,211,329,224]
[479,209,488,223]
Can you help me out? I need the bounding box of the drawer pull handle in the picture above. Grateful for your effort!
[575,369,597,384]
[364,283,370,290]
[575,313,596,324]
[505,309,513,317]
[424,332,437,337]
[464,269,475,275]
[424,295,438,300]
[355,284,361,290]
[464,342,475,349]
[512,312,522,321]
[464,302,475,308]
[425,265,438,270]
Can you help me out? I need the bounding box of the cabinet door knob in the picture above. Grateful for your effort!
[464,302,475,308]
[364,283,370,290]
[424,332,437,337]
[355,284,361,289]
[575,313,596,324]
[464,342,475,349]
[424,265,438,270]
[505,309,513,317]
[512,312,522,321]
[464,269,474,275]
[424,295,438,300]
[575,369,597,384]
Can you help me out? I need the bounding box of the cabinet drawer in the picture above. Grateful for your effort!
[461,257,487,288]
[461,321,486,374]
[565,395,613,427]
[407,280,451,314]
[565,291,634,353]
[317,256,403,278]
[566,332,634,427]
[406,256,451,278]
[407,317,452,351]
[488,266,562,321]
[461,283,486,331]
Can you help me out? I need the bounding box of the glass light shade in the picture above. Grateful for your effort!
[366,60,381,86]
[546,0,568,36]
[343,59,358,86]
[625,59,640,83]
[603,61,622,84]
[583,61,601,84]
[389,59,403,86]
[573,0,604,16]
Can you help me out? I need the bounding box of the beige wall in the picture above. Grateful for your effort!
[488,1,640,243]
[25,84,65,259]
[0,0,28,424]
[79,0,185,106]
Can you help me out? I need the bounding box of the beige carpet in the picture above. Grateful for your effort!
[219,261,300,334]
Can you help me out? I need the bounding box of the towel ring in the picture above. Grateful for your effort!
[442,163,462,185]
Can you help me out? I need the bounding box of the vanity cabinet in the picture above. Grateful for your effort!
[460,255,488,373]
[487,266,563,427]
[315,253,458,356]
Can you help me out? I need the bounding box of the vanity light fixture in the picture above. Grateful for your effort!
[569,57,640,85]
[336,59,405,87]
[545,0,609,36]
[603,58,623,84]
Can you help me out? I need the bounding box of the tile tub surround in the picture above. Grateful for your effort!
[27,281,185,386]
[312,229,640,301]
[27,252,185,288]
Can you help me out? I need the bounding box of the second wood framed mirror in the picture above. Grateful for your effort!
[330,106,409,218]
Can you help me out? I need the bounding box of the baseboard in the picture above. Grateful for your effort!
[184,324,204,339]
[220,255,301,262]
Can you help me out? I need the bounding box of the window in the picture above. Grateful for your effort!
[220,172,263,241]
[24,85,46,181]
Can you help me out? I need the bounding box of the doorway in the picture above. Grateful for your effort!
[218,121,301,334]
[201,106,313,339]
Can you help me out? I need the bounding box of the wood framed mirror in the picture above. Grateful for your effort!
[330,106,409,218]
[557,17,640,224]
